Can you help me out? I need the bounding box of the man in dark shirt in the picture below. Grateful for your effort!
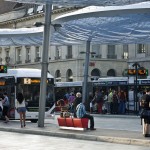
[140,89,150,137]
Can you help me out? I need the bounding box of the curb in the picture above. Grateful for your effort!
[0,127,150,147]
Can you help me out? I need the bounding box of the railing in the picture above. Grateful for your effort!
[55,56,61,60]
[25,60,31,63]
[66,55,72,59]
[16,61,22,64]
[107,55,117,59]
[34,57,41,62]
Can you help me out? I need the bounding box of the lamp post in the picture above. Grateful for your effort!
[38,3,52,127]
[80,41,96,103]
[132,62,140,114]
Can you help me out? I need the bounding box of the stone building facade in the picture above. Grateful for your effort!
[0,1,149,81]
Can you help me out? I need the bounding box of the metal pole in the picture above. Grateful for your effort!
[135,64,138,114]
[82,41,90,103]
[38,4,52,127]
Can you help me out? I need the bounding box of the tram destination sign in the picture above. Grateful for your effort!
[139,80,150,85]
[93,81,128,86]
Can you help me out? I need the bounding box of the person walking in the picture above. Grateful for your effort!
[2,92,10,123]
[16,92,26,128]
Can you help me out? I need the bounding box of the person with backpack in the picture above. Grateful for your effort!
[140,89,150,137]
[76,102,96,130]
[2,92,10,123]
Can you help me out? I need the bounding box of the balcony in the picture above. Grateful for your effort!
[34,57,41,62]
[122,55,128,59]
[16,61,22,64]
[107,55,117,59]
[25,60,31,63]
[66,55,72,59]
[91,54,101,58]
[55,56,61,60]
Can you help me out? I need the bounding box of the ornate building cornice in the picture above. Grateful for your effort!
[0,6,82,27]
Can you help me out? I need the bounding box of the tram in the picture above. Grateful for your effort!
[0,68,55,122]
[93,77,150,112]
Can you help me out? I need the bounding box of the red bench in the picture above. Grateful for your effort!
[57,117,89,130]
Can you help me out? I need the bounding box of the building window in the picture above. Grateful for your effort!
[107,45,116,59]
[27,7,34,15]
[35,46,41,62]
[107,69,116,77]
[55,70,61,82]
[91,44,101,58]
[26,47,31,63]
[66,45,72,59]
[55,46,61,60]
[37,5,44,13]
[16,47,22,64]
[91,68,101,80]
[66,69,73,82]
[5,48,10,64]
[123,45,128,59]
[137,44,146,53]
[5,48,10,57]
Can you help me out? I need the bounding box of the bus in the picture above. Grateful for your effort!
[55,81,93,111]
[0,68,55,122]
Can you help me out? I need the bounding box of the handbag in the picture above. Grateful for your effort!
[140,109,150,119]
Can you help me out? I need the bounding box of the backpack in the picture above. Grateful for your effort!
[140,94,149,108]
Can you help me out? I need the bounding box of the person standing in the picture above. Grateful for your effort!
[93,90,104,114]
[2,92,10,123]
[140,89,150,137]
[16,92,26,128]
[107,90,113,114]
[72,92,82,117]
[112,91,119,114]
[118,90,126,114]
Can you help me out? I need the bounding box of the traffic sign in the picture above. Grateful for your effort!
[128,69,147,76]
[0,65,7,73]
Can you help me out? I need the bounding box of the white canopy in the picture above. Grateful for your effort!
[0,27,43,46]
[5,0,150,6]
[1,2,150,46]
[52,2,150,44]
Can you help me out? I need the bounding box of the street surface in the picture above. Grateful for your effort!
[46,114,142,132]
[0,131,149,150]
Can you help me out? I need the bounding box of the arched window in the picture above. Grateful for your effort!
[66,69,73,82]
[55,70,61,82]
[91,68,101,80]
[107,69,116,77]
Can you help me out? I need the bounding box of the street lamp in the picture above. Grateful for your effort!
[132,62,140,114]
[80,44,96,103]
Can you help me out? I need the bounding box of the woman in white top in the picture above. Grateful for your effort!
[16,92,26,128]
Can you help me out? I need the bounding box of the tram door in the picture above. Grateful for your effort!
[0,77,16,119]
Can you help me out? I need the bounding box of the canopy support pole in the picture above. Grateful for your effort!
[38,3,52,127]
[82,40,90,103]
